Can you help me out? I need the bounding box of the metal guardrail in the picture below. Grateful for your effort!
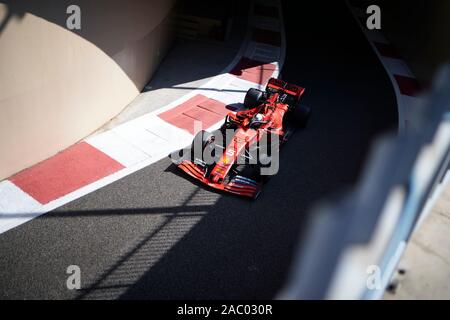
[278,65,450,300]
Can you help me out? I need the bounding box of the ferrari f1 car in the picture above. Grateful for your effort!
[171,78,310,199]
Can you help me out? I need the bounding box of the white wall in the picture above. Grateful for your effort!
[0,0,175,179]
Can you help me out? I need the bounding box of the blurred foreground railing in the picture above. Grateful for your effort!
[279,65,450,300]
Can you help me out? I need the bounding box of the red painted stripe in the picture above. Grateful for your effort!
[252,28,281,47]
[229,57,277,85]
[10,142,125,204]
[373,42,402,59]
[394,75,422,96]
[158,94,228,134]
[197,99,230,116]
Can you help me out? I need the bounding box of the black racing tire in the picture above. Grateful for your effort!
[243,88,264,109]
[293,104,311,128]
[221,115,238,131]
[191,130,214,155]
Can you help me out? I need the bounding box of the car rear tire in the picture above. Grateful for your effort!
[293,104,311,128]
[244,88,264,109]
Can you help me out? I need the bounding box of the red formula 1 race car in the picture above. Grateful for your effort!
[171,78,310,199]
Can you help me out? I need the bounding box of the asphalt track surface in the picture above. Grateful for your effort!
[0,1,397,299]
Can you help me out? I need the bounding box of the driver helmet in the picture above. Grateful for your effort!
[254,113,264,122]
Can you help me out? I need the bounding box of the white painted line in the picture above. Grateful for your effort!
[247,42,281,63]
[228,69,279,90]
[400,95,423,111]
[85,130,150,167]
[211,90,245,107]
[0,180,42,234]
[0,180,41,214]
[381,57,414,78]
[112,123,168,158]
[144,115,194,143]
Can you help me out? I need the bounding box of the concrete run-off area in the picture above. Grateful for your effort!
[384,181,450,300]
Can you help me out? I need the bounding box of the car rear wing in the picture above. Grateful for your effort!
[267,78,305,100]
